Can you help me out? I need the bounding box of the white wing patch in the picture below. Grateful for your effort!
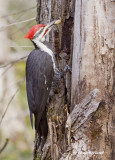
[44,74,47,84]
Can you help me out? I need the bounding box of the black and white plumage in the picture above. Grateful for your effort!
[26,47,54,147]
[25,20,61,149]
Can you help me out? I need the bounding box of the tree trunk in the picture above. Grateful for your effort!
[70,0,115,160]
[35,0,115,159]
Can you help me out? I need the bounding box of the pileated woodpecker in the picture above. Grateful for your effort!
[24,20,62,149]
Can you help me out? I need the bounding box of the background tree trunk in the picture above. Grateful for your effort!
[36,0,115,159]
[0,1,34,158]
[0,0,24,139]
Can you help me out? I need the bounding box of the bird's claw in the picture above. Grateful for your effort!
[63,64,72,73]
[60,64,72,78]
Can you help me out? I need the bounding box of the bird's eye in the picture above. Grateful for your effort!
[34,27,44,39]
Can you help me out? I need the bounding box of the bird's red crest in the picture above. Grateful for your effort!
[24,24,46,40]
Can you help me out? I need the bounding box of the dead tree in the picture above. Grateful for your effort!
[35,0,115,159]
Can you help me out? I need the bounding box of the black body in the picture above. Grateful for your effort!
[26,44,54,149]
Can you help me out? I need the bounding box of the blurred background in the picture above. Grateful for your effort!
[0,0,37,159]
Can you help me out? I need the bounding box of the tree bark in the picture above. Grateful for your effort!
[71,0,115,160]
[35,0,115,159]
[35,0,75,159]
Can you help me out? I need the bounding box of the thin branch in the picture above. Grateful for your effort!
[0,78,26,103]
[10,20,31,36]
[0,63,14,77]
[0,138,9,154]
[0,77,25,126]
[9,46,33,48]
[0,6,36,18]
[0,17,36,30]
[0,55,27,68]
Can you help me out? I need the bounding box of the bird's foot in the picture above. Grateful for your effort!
[61,64,72,78]
[64,64,72,72]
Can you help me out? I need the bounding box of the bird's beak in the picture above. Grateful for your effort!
[46,19,61,29]
[36,19,61,41]
[54,19,61,25]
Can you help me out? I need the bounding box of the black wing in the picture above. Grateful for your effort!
[26,49,54,129]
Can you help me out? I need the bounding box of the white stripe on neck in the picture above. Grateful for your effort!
[33,39,56,72]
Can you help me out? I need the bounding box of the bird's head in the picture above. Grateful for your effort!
[24,19,61,44]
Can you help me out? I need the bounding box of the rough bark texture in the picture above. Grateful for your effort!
[35,0,115,160]
[62,88,102,159]
[36,0,75,159]
[71,0,115,160]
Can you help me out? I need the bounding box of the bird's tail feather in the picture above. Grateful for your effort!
[34,108,48,150]
[34,112,41,131]
[30,111,33,129]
